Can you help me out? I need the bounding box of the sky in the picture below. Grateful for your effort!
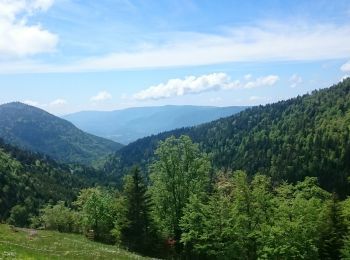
[0,0,350,115]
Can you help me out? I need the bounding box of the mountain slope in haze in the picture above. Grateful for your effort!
[105,78,350,197]
[0,102,123,165]
[63,105,247,144]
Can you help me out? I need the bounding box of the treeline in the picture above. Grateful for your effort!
[105,78,350,198]
[0,138,120,226]
[32,136,350,259]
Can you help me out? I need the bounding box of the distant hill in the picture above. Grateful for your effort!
[63,105,247,144]
[104,79,350,197]
[0,102,123,165]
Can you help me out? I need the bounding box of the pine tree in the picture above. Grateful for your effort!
[122,166,157,255]
[319,194,347,260]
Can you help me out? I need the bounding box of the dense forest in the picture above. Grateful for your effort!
[0,138,120,226]
[1,80,350,259]
[105,78,350,198]
[8,135,349,259]
[0,102,123,165]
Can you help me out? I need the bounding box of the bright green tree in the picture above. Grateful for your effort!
[180,172,238,259]
[257,178,330,259]
[39,201,80,233]
[75,188,116,242]
[150,135,211,244]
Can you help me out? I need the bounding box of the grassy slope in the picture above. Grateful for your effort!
[0,224,149,260]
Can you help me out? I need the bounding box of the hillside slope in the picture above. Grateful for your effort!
[0,138,112,222]
[0,224,148,260]
[63,105,247,144]
[105,79,350,197]
[0,102,123,164]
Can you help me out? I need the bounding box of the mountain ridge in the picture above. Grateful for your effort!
[63,105,248,144]
[104,79,350,197]
[0,102,123,165]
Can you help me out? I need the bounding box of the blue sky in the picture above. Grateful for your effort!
[0,0,350,115]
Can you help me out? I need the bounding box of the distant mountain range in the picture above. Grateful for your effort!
[0,102,123,165]
[104,79,350,197]
[63,105,247,144]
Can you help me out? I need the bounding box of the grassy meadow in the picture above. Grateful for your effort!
[0,224,149,260]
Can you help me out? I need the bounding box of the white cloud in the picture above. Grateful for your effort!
[243,75,279,89]
[90,91,112,102]
[341,61,350,72]
[289,74,303,88]
[341,75,349,81]
[133,73,279,101]
[1,22,350,73]
[73,23,350,72]
[0,0,58,58]
[49,98,67,106]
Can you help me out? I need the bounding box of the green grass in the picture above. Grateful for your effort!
[0,224,150,260]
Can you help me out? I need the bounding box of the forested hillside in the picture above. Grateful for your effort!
[0,138,116,225]
[29,136,350,259]
[105,78,350,197]
[64,105,247,144]
[0,102,123,165]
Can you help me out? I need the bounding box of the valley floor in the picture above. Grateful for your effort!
[0,224,148,260]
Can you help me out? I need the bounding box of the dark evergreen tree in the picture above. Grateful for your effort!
[106,79,350,198]
[122,166,158,255]
[319,194,347,260]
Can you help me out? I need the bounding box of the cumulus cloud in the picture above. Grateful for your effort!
[133,73,279,101]
[243,75,279,89]
[90,91,112,102]
[289,74,303,88]
[50,98,67,106]
[0,0,58,58]
[341,61,350,72]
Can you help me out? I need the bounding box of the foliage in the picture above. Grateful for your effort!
[117,166,159,255]
[0,102,123,165]
[107,78,350,198]
[38,201,82,233]
[0,139,118,227]
[149,135,211,242]
[8,205,30,227]
[74,188,117,242]
[180,172,333,259]
[319,194,347,259]
[341,198,350,259]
